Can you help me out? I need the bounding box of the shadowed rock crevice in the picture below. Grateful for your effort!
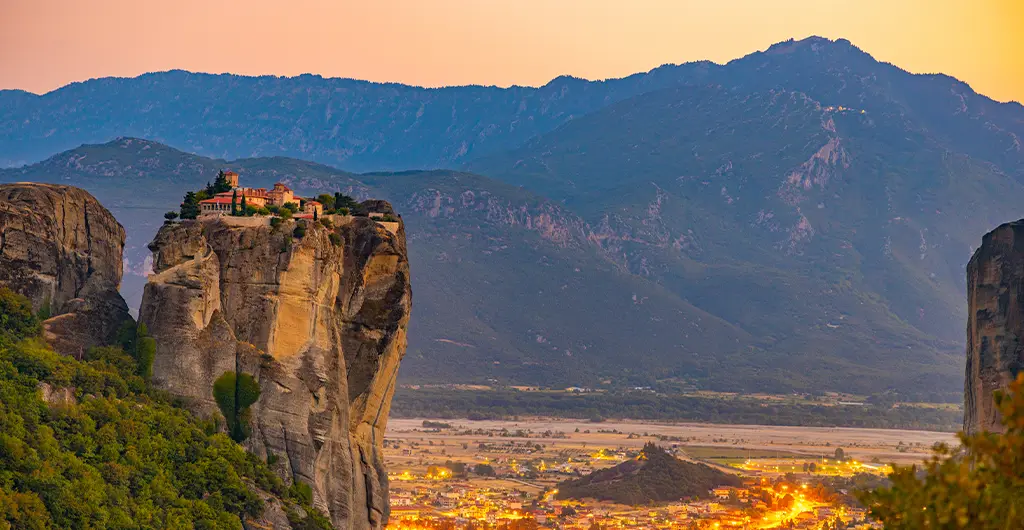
[139,210,411,529]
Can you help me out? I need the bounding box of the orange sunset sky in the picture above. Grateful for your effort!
[1,0,1022,102]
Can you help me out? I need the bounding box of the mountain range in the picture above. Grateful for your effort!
[2,36,1022,400]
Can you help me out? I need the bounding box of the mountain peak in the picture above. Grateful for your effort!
[761,35,864,57]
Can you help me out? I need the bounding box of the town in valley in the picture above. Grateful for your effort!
[382,419,951,530]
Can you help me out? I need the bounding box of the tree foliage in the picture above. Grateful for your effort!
[860,373,1024,529]
[213,372,261,443]
[0,290,289,529]
[179,191,201,219]
[0,288,40,341]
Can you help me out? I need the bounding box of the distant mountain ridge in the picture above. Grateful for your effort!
[0,138,763,393]
[2,37,1020,172]
[2,36,1023,400]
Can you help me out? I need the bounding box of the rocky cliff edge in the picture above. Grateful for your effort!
[139,209,411,529]
[965,220,1024,434]
[0,183,132,354]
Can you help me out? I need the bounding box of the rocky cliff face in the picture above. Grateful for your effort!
[965,220,1024,434]
[139,209,411,530]
[0,183,131,354]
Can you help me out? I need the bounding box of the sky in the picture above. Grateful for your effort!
[1,0,1021,103]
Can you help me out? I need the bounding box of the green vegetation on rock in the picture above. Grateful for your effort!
[0,289,260,528]
[213,371,261,443]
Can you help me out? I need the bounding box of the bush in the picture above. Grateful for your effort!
[860,373,1024,529]
[329,233,342,247]
[0,287,41,340]
[289,481,313,505]
[293,224,306,239]
[270,217,283,229]
[213,371,261,443]
[279,208,293,221]
[35,297,51,321]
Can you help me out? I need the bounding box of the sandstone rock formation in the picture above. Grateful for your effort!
[0,183,131,355]
[965,220,1024,434]
[139,208,411,530]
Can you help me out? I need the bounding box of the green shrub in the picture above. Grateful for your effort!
[279,208,293,221]
[293,224,306,239]
[35,297,51,321]
[270,217,283,229]
[289,481,313,505]
[213,371,261,443]
[329,233,342,247]
[135,335,156,380]
[860,373,1024,529]
[0,313,289,528]
[0,287,41,340]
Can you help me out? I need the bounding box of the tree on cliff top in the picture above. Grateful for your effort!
[860,373,1024,528]
[208,170,233,195]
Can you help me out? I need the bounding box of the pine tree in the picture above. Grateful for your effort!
[180,191,201,219]
[212,170,233,194]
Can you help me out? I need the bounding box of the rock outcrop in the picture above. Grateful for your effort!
[139,209,411,530]
[965,220,1024,434]
[0,183,132,354]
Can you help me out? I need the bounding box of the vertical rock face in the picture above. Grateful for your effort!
[965,220,1024,434]
[139,209,411,530]
[0,183,131,355]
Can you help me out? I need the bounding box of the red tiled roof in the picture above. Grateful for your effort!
[214,189,269,199]
[200,197,235,204]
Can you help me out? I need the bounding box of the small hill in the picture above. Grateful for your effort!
[556,443,741,505]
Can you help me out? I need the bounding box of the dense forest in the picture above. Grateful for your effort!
[391,388,962,432]
[0,288,329,529]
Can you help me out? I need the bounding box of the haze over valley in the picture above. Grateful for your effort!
[4,37,1023,402]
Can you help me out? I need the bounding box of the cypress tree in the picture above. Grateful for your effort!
[231,190,238,216]
[240,194,247,216]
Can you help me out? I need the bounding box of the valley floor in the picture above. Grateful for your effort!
[383,418,953,528]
